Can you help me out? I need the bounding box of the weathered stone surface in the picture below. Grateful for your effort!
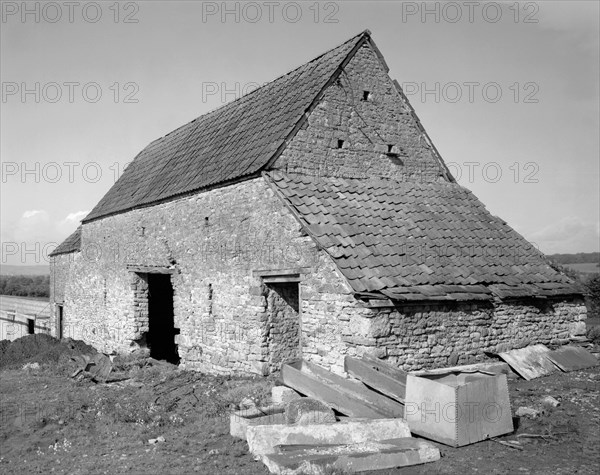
[260,438,440,475]
[246,418,411,457]
[284,398,336,425]
[229,405,286,440]
[272,386,301,405]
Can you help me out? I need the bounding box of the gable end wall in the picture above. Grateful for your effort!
[273,42,445,182]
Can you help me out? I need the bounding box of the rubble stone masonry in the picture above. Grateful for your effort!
[50,41,587,375]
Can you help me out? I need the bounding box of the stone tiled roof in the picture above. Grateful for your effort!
[266,171,580,302]
[83,31,371,223]
[49,226,81,256]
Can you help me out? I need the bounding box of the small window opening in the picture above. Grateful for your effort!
[337,139,344,149]
[27,318,35,335]
[204,217,209,226]
[387,144,394,153]
[362,90,371,101]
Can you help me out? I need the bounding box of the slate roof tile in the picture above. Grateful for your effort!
[266,171,581,301]
[83,31,368,222]
[49,227,81,256]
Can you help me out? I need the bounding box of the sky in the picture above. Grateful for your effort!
[1,0,599,266]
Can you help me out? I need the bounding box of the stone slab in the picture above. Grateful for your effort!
[260,438,440,474]
[498,344,557,380]
[230,405,286,440]
[546,345,599,372]
[246,418,411,456]
[344,356,406,403]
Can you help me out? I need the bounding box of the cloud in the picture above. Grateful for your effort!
[527,217,600,254]
[22,210,45,219]
[2,209,88,265]
[62,211,89,223]
[57,210,89,236]
[537,2,599,51]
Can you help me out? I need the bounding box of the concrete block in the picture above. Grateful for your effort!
[260,438,440,474]
[272,386,301,405]
[246,418,411,456]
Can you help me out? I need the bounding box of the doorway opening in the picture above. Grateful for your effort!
[57,305,64,339]
[265,282,300,372]
[27,318,35,335]
[148,273,179,364]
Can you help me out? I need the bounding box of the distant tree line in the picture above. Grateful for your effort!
[0,275,50,298]
[548,252,600,264]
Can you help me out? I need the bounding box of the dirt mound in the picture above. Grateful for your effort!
[0,334,97,369]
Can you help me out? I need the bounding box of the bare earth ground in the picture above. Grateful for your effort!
[1,341,599,475]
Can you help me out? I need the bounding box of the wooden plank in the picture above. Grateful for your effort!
[252,267,311,277]
[281,362,388,419]
[457,375,513,446]
[344,356,406,403]
[498,344,557,380]
[261,276,301,284]
[406,373,513,447]
[361,354,409,386]
[302,360,404,418]
[546,345,599,372]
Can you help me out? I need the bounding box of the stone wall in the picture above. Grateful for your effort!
[343,299,588,372]
[49,252,77,336]
[49,39,588,376]
[54,177,363,374]
[273,42,445,182]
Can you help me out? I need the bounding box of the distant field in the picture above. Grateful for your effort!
[564,263,600,274]
[0,265,49,276]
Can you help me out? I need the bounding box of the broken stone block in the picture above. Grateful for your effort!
[271,386,301,405]
[239,397,256,409]
[260,438,440,474]
[246,418,411,457]
[285,398,336,425]
[541,396,560,408]
[516,406,540,418]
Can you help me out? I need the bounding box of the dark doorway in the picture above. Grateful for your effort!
[148,274,179,364]
[265,282,300,372]
[57,305,64,339]
[27,318,35,335]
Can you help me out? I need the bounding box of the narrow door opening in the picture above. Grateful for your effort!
[27,318,35,335]
[265,282,300,372]
[57,305,64,339]
[148,274,179,364]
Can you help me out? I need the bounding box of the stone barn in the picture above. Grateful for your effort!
[49,30,586,375]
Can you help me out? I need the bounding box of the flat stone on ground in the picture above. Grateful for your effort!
[246,418,411,457]
[260,438,440,474]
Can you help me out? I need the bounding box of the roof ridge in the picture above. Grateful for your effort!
[83,30,375,223]
[151,30,371,144]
